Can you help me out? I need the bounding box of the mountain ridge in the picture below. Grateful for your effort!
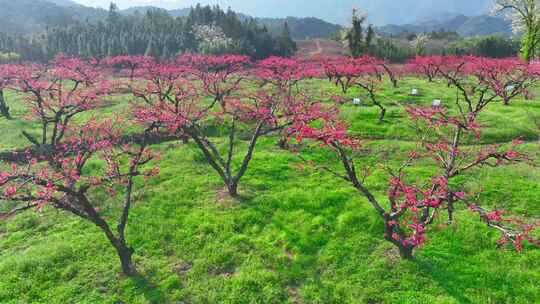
[377,14,513,37]
[0,0,107,34]
[0,0,511,39]
[0,1,342,40]
[67,0,493,26]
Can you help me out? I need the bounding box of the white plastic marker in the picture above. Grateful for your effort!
[353,98,361,105]
[432,99,442,107]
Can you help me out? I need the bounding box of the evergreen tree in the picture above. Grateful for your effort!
[346,9,375,58]
[278,22,297,57]
[0,5,296,61]
[347,9,366,57]
[108,2,120,24]
[365,24,374,52]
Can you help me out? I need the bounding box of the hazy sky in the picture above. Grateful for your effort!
[71,0,254,10]
[69,0,491,25]
[71,0,356,23]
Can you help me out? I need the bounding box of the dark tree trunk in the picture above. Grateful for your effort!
[384,218,415,260]
[367,91,386,123]
[227,181,239,198]
[92,215,137,276]
[277,136,289,150]
[398,244,414,260]
[0,90,11,119]
[381,65,398,88]
[114,241,136,276]
[378,105,386,123]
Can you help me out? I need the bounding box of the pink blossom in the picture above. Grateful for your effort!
[3,186,17,198]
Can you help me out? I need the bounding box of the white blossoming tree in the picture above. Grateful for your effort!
[192,24,239,55]
[411,34,429,56]
[491,0,540,61]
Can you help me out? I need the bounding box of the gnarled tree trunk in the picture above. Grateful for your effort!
[0,90,11,119]
[97,221,137,276]
[397,244,414,259]
[113,240,136,276]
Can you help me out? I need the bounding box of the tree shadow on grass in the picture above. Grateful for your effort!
[412,247,524,304]
[414,255,473,304]
[122,274,167,304]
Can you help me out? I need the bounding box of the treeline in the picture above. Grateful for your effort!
[343,13,521,63]
[367,34,520,63]
[0,4,296,61]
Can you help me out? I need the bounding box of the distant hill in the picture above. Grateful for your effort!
[120,6,174,16]
[168,8,192,18]
[0,1,338,40]
[377,14,512,37]
[113,0,492,26]
[47,0,81,7]
[35,0,497,26]
[0,0,106,34]
[120,6,340,40]
[257,17,341,40]
[119,6,341,40]
[0,0,503,40]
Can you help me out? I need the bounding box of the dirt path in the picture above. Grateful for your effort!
[310,39,323,57]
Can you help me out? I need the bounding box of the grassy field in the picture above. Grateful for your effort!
[0,77,539,303]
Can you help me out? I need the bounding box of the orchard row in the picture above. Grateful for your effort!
[0,54,539,275]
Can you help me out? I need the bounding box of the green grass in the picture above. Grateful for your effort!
[0,78,539,303]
